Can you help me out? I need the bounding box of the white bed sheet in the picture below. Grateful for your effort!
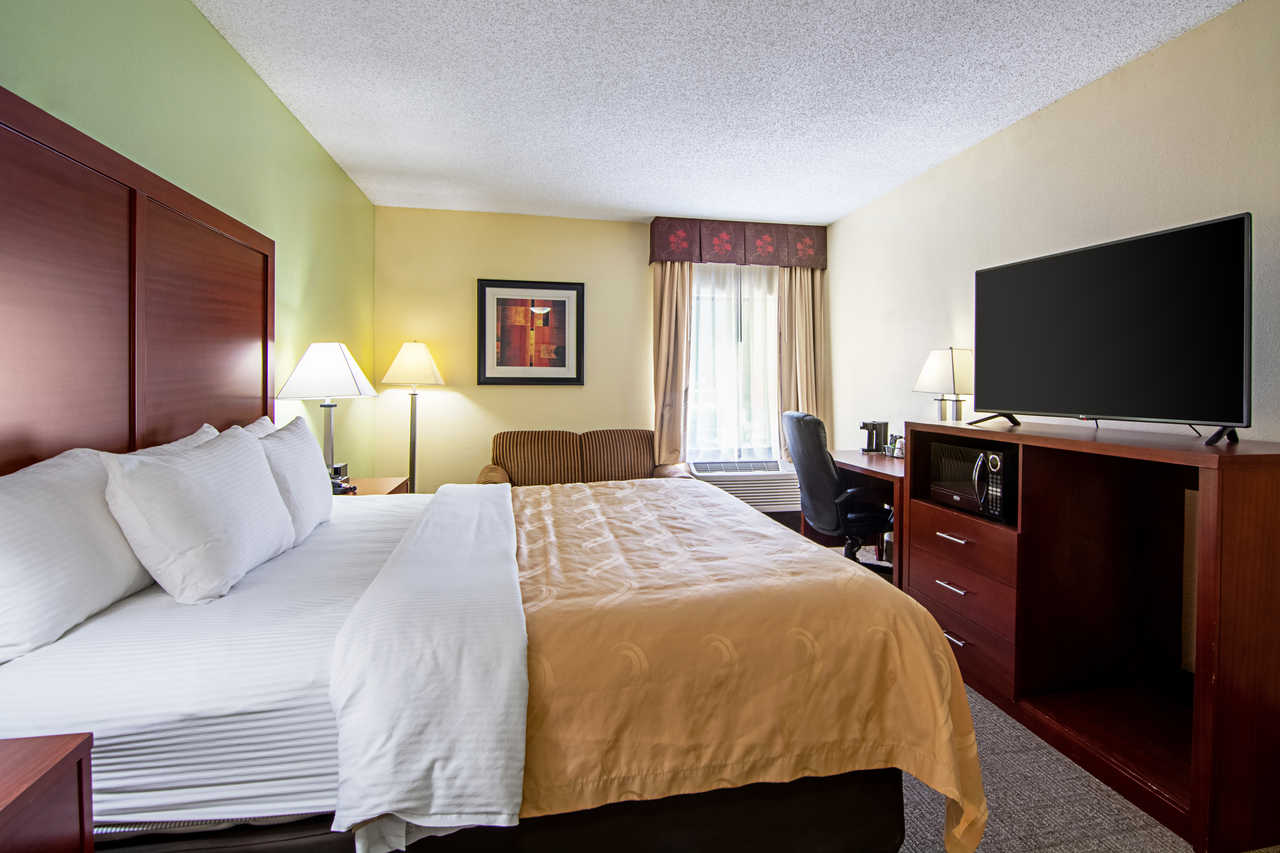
[0,494,432,827]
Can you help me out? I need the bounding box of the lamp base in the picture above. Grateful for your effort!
[408,390,418,494]
[321,401,337,470]
[934,397,967,421]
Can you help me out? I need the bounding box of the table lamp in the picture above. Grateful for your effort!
[381,341,445,493]
[913,347,974,421]
[277,342,378,474]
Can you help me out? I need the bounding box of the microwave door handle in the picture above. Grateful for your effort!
[972,453,990,504]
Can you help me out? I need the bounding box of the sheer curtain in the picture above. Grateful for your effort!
[685,264,780,461]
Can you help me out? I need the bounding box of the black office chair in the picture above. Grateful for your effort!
[783,411,893,571]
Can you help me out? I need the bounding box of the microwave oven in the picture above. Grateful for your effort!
[928,442,1014,524]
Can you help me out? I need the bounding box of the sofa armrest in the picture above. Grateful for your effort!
[477,464,512,485]
[653,463,694,479]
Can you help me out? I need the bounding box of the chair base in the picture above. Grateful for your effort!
[843,537,894,582]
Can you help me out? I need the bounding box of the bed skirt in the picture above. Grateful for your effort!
[97,768,904,853]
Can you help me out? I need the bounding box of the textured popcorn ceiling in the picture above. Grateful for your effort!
[192,0,1238,223]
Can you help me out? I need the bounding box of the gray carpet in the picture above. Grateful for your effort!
[901,688,1190,853]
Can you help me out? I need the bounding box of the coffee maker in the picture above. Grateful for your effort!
[860,421,889,453]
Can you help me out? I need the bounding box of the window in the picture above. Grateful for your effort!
[685,264,780,461]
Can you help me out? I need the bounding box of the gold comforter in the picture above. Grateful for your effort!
[514,477,987,852]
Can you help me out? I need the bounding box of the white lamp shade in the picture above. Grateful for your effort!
[913,347,975,395]
[277,342,378,401]
[382,341,445,387]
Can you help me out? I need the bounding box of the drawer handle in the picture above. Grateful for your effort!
[943,631,967,648]
[935,579,968,596]
[935,532,969,545]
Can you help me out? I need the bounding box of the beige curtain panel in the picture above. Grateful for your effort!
[778,266,833,458]
[652,261,693,464]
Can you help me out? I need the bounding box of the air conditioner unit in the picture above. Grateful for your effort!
[689,459,801,513]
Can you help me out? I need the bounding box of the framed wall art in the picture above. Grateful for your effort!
[477,279,584,385]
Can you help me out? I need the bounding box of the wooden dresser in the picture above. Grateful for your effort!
[0,733,93,852]
[907,497,1018,697]
[902,421,1280,853]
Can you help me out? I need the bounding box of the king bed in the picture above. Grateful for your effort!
[0,84,986,853]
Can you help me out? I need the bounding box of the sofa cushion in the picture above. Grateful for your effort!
[492,430,582,486]
[581,429,656,483]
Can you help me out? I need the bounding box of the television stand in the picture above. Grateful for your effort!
[967,412,1021,427]
[1203,426,1239,446]
[903,420,1280,853]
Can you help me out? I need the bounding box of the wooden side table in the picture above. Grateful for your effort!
[347,476,410,495]
[0,733,93,852]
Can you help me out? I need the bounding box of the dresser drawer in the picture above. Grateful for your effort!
[914,588,1015,699]
[909,499,1017,586]
[908,548,1016,641]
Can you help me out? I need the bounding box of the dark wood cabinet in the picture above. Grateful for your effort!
[908,544,1017,640]
[0,733,93,852]
[908,498,1018,587]
[916,582,1017,699]
[903,421,1280,853]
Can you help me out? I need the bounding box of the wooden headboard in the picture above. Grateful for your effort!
[0,86,274,475]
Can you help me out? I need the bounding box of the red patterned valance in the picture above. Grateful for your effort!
[650,218,699,262]
[650,217,826,269]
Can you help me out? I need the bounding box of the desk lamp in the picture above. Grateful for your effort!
[277,342,378,474]
[913,347,974,421]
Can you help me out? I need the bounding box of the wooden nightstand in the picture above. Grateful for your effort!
[0,733,93,852]
[347,476,410,495]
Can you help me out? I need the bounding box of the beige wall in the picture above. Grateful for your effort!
[372,208,653,491]
[827,0,1279,447]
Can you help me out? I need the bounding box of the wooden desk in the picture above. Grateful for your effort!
[831,450,906,482]
[830,451,905,587]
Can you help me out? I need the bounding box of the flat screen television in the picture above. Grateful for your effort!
[974,213,1251,429]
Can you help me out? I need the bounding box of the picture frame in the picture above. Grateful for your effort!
[477,279,584,385]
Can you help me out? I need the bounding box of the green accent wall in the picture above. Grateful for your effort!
[0,0,376,473]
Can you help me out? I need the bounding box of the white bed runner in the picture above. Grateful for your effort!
[329,483,527,853]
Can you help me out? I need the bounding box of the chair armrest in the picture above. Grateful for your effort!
[835,486,890,507]
[653,463,694,479]
[477,464,511,485]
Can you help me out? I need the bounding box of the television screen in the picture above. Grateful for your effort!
[974,214,1251,427]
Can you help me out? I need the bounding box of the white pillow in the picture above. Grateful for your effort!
[0,450,153,662]
[138,423,219,454]
[260,417,332,544]
[0,424,221,662]
[242,416,277,438]
[103,427,295,604]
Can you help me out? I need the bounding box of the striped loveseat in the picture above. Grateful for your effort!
[476,429,692,486]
